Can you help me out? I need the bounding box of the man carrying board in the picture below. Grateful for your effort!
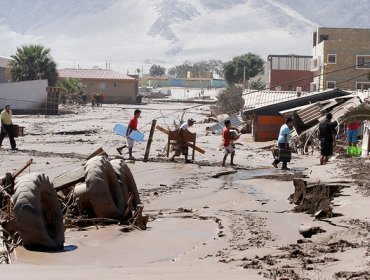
[126,109,141,160]
[116,109,141,160]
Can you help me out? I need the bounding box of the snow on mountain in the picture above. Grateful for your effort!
[0,0,369,72]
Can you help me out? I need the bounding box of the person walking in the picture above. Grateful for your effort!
[0,104,18,150]
[318,112,337,165]
[222,120,236,167]
[272,117,293,170]
[170,118,196,163]
[126,109,141,160]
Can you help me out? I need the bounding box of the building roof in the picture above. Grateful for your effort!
[0,56,10,68]
[58,68,136,81]
[243,90,314,110]
[243,89,352,116]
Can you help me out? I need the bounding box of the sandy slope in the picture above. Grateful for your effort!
[0,102,369,279]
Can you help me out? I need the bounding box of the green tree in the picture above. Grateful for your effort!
[168,61,192,78]
[58,78,83,104]
[168,60,225,78]
[9,44,58,86]
[149,64,166,76]
[223,53,264,86]
[250,78,266,90]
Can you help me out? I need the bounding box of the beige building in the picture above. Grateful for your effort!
[0,56,11,83]
[311,27,370,92]
[58,68,138,104]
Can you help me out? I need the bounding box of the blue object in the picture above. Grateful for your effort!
[113,123,144,143]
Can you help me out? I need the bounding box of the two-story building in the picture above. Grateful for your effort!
[58,68,138,104]
[311,27,370,92]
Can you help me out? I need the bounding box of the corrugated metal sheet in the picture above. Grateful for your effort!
[297,103,323,124]
[243,90,313,110]
[209,114,244,133]
[58,68,135,81]
[243,89,352,116]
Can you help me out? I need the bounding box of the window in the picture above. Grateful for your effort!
[356,55,370,68]
[327,54,336,64]
[326,81,336,89]
[356,82,370,90]
[319,35,329,43]
[113,82,117,87]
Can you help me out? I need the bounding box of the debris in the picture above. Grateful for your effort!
[288,179,350,218]
[298,224,324,238]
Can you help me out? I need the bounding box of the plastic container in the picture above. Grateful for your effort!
[347,146,361,156]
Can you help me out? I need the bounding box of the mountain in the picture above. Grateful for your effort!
[1,0,370,72]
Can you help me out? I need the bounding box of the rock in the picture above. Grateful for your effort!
[299,224,324,238]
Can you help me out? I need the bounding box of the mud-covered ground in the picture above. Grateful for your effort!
[340,157,370,196]
[1,103,369,280]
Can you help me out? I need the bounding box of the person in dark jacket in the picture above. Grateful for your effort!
[318,112,337,165]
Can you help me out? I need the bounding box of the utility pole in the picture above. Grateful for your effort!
[243,66,246,88]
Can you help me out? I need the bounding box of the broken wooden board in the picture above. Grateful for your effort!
[86,147,108,160]
[156,125,205,154]
[52,166,85,192]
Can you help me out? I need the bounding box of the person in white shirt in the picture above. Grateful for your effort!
[170,118,196,163]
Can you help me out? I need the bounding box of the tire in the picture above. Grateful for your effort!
[84,156,125,218]
[110,159,130,206]
[12,173,65,251]
[110,159,140,208]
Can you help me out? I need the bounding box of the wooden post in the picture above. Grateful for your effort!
[192,133,196,160]
[143,119,157,162]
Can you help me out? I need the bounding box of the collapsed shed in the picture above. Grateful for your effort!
[242,89,352,141]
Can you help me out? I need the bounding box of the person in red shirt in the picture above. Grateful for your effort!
[126,109,141,160]
[346,120,359,146]
[222,120,236,167]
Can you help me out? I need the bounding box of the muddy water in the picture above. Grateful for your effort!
[219,168,313,244]
[13,218,216,266]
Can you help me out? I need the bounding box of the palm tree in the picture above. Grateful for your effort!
[9,44,58,86]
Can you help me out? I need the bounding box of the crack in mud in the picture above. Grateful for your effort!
[239,219,370,279]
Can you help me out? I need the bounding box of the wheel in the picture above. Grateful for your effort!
[84,156,125,218]
[110,159,130,205]
[12,173,64,251]
[110,159,140,209]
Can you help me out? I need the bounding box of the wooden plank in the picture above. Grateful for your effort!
[86,147,108,160]
[143,119,157,162]
[52,166,85,192]
[156,125,205,154]
[12,159,33,179]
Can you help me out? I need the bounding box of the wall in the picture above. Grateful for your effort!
[0,67,9,83]
[253,115,285,141]
[270,69,313,91]
[148,79,170,87]
[82,79,138,104]
[313,28,370,91]
[170,79,212,88]
[0,79,49,113]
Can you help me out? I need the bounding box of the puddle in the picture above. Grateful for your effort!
[225,168,278,181]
